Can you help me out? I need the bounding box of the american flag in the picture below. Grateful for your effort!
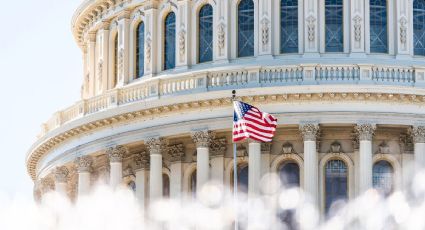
[233,101,277,142]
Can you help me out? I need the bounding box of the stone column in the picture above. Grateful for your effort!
[355,123,376,194]
[75,155,93,196]
[108,145,127,189]
[176,0,190,69]
[147,137,166,201]
[116,10,130,87]
[134,151,150,208]
[191,130,215,195]
[54,166,69,196]
[248,140,262,197]
[168,144,185,199]
[87,32,96,97]
[143,3,158,76]
[98,20,110,93]
[299,123,319,206]
[410,126,425,172]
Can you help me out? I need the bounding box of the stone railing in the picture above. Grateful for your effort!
[37,64,425,137]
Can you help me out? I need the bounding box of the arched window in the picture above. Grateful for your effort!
[280,0,298,53]
[136,21,145,78]
[370,0,388,53]
[237,0,255,57]
[232,164,249,193]
[325,160,348,214]
[325,0,343,52]
[278,162,300,188]
[414,0,425,56]
[113,34,118,87]
[190,169,197,197]
[373,160,394,197]
[198,4,213,63]
[163,173,170,197]
[164,12,176,70]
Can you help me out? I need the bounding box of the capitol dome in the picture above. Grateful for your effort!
[27,0,425,222]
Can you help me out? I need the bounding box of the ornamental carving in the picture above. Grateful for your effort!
[261,142,271,154]
[399,17,408,44]
[329,141,343,154]
[210,138,227,157]
[145,34,152,65]
[75,155,93,172]
[123,165,134,177]
[236,145,247,157]
[299,123,319,141]
[281,142,295,154]
[118,48,124,79]
[378,141,390,154]
[40,177,55,193]
[107,145,128,162]
[54,166,69,183]
[306,15,316,41]
[355,123,376,141]
[97,60,103,81]
[353,15,362,42]
[134,151,150,170]
[179,29,186,61]
[217,22,225,55]
[410,126,425,143]
[168,143,185,162]
[191,130,215,148]
[261,17,270,48]
[146,137,167,154]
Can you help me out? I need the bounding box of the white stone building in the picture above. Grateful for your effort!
[26,0,425,220]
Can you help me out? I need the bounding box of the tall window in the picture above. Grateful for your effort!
[278,162,300,188]
[373,161,394,197]
[325,0,344,52]
[370,0,388,53]
[163,173,170,197]
[325,160,348,214]
[280,0,298,53]
[164,12,176,70]
[136,21,145,78]
[238,0,255,57]
[113,34,118,87]
[414,0,425,56]
[198,4,213,63]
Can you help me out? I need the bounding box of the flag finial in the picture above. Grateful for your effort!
[232,90,236,101]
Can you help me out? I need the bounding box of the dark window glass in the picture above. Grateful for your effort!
[114,34,118,87]
[414,0,425,55]
[234,165,249,193]
[373,161,394,197]
[325,160,348,215]
[163,174,170,197]
[238,0,255,57]
[199,4,213,63]
[278,162,300,188]
[136,22,144,78]
[164,12,176,70]
[325,0,344,52]
[280,0,298,53]
[370,0,388,53]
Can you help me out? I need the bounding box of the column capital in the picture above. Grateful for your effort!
[54,166,69,183]
[146,137,167,154]
[40,177,55,193]
[100,20,111,30]
[168,143,185,163]
[410,126,425,143]
[191,130,215,148]
[107,145,128,163]
[355,123,376,141]
[210,138,227,157]
[299,123,320,141]
[75,155,93,173]
[87,32,96,42]
[134,151,150,170]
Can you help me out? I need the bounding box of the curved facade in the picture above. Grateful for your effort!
[28,0,425,217]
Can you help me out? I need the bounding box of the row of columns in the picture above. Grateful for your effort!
[50,125,425,208]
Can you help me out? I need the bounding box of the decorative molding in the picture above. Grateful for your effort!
[54,166,69,183]
[261,142,271,154]
[40,177,55,193]
[179,28,186,61]
[118,48,124,80]
[217,22,225,55]
[399,17,408,45]
[236,145,247,157]
[145,33,152,66]
[107,145,128,163]
[281,142,295,154]
[355,123,376,141]
[261,17,270,50]
[299,123,319,141]
[210,137,227,157]
[191,130,215,148]
[329,141,343,154]
[377,141,390,154]
[75,155,93,173]
[146,137,167,154]
[410,126,425,143]
[306,15,316,42]
[134,151,150,170]
[168,143,185,162]
[353,15,362,42]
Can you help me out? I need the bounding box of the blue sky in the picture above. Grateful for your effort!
[0,0,83,198]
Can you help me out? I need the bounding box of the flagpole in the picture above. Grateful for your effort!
[232,90,238,230]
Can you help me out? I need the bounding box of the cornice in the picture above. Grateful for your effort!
[26,91,425,181]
